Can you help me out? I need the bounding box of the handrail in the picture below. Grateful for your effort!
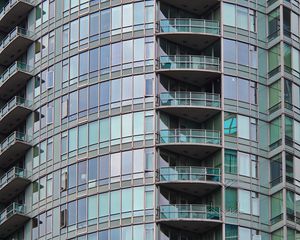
[0,96,32,119]
[0,131,31,153]
[159,55,220,71]
[159,92,221,108]
[160,166,221,182]
[159,204,221,220]
[0,202,26,224]
[0,167,30,190]
[0,61,33,87]
[0,26,33,51]
[0,0,34,20]
[159,129,221,145]
[159,18,220,35]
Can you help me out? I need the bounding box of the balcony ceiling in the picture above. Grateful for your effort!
[160,0,219,15]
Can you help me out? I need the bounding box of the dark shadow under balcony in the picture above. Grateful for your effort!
[158,92,221,122]
[0,27,33,66]
[158,19,220,50]
[158,166,221,197]
[0,132,31,169]
[157,56,221,86]
[0,167,30,203]
[0,97,32,134]
[0,203,29,238]
[160,0,219,15]
[0,0,35,32]
[158,129,221,159]
[158,204,222,233]
[0,62,33,100]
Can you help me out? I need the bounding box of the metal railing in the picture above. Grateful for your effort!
[159,92,221,108]
[159,19,220,35]
[159,55,220,71]
[0,27,33,52]
[159,204,221,220]
[0,61,33,87]
[0,131,31,153]
[0,167,29,190]
[0,0,34,20]
[159,129,221,145]
[0,202,26,224]
[0,96,32,119]
[160,166,221,182]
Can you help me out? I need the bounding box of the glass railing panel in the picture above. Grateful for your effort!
[159,204,221,220]
[0,61,33,86]
[160,166,221,182]
[0,167,29,189]
[0,96,32,118]
[160,92,221,108]
[0,0,34,20]
[0,27,33,51]
[0,131,31,153]
[160,55,220,71]
[160,19,220,35]
[0,202,26,224]
[159,129,221,145]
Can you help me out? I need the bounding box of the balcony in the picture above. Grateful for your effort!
[0,0,34,32]
[158,19,220,50]
[0,167,30,203]
[158,92,221,122]
[0,27,33,66]
[0,97,32,134]
[0,62,33,100]
[0,203,29,238]
[158,204,222,233]
[158,129,221,158]
[158,167,221,197]
[0,132,32,169]
[158,55,220,85]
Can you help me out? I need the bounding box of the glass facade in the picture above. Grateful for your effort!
[0,0,299,239]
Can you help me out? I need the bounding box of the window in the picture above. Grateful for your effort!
[223,40,257,68]
[223,3,256,31]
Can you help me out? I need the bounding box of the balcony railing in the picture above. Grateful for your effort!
[0,131,31,153]
[0,62,33,87]
[159,19,220,35]
[159,92,221,108]
[0,27,33,51]
[160,167,221,183]
[0,0,34,22]
[159,129,221,145]
[159,55,220,71]
[0,167,30,190]
[0,96,32,119]
[159,204,221,220]
[0,202,26,225]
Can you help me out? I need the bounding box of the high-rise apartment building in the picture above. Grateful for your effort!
[0,0,299,239]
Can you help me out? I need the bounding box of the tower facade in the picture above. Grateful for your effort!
[0,0,298,240]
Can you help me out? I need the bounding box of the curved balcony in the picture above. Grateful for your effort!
[0,27,34,66]
[0,132,32,169]
[0,203,29,238]
[0,62,33,100]
[0,96,32,134]
[158,19,220,50]
[0,0,34,32]
[160,0,219,15]
[158,204,222,233]
[158,92,221,122]
[157,55,220,86]
[0,167,30,203]
[158,167,221,197]
[158,129,221,158]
